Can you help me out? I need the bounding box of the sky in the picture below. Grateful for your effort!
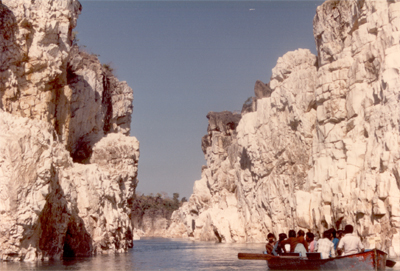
[75,0,324,199]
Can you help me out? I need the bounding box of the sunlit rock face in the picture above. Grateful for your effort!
[311,0,400,258]
[168,0,400,258]
[0,0,82,123]
[168,50,317,243]
[0,0,139,261]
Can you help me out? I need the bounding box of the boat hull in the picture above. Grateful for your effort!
[267,249,387,270]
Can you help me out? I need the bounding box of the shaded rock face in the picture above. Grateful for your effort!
[168,0,400,258]
[62,45,133,163]
[132,210,172,238]
[0,0,139,261]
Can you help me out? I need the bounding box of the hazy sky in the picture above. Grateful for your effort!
[76,0,324,198]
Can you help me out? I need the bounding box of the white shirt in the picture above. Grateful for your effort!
[316,238,335,259]
[337,233,364,256]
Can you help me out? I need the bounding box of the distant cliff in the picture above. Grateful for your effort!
[168,0,400,258]
[131,193,183,238]
[0,0,139,261]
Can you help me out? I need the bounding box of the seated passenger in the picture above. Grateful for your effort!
[280,230,297,253]
[294,230,309,257]
[316,230,335,259]
[306,232,318,253]
[265,233,276,255]
[272,233,287,256]
[329,228,339,251]
[337,230,344,239]
[337,225,364,256]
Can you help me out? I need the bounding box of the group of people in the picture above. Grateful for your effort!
[265,225,364,259]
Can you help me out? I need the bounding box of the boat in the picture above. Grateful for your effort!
[238,249,396,270]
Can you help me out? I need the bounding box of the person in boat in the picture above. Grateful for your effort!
[265,233,276,254]
[337,224,364,256]
[306,232,318,253]
[337,230,344,239]
[272,233,287,256]
[280,230,309,256]
[329,228,340,251]
[335,230,344,255]
[293,230,309,256]
[280,230,297,253]
[316,230,336,259]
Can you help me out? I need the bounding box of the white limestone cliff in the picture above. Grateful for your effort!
[132,211,171,238]
[168,0,400,258]
[0,0,139,261]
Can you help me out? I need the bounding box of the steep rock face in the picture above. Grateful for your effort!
[0,0,81,123]
[168,50,317,242]
[61,46,133,163]
[311,0,400,257]
[132,210,171,238]
[168,0,400,258]
[0,112,139,261]
[0,0,139,261]
[131,195,188,238]
[168,111,245,242]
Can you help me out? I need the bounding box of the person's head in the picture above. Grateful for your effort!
[289,230,296,238]
[329,228,337,238]
[337,230,344,239]
[344,225,354,234]
[306,232,314,243]
[267,233,276,243]
[297,230,305,237]
[323,230,332,239]
[278,233,287,241]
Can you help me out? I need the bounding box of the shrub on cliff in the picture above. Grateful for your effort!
[131,192,185,221]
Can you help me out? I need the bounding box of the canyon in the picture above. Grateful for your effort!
[0,0,139,261]
[1,0,400,263]
[167,0,400,259]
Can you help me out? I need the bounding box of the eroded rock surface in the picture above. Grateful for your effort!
[0,0,139,261]
[168,0,400,258]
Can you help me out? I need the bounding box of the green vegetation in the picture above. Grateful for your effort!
[102,63,114,73]
[131,192,187,221]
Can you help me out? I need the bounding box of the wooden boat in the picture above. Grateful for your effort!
[238,249,394,270]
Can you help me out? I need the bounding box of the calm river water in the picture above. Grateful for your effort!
[0,237,267,270]
[1,237,399,270]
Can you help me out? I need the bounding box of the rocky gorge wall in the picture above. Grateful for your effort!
[132,210,172,239]
[0,0,139,261]
[168,0,400,258]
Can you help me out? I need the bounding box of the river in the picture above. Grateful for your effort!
[0,238,266,270]
[1,238,399,270]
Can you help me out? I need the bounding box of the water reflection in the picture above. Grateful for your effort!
[1,238,399,270]
[0,238,266,270]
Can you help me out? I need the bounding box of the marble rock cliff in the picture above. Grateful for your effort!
[168,0,400,258]
[0,0,139,261]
